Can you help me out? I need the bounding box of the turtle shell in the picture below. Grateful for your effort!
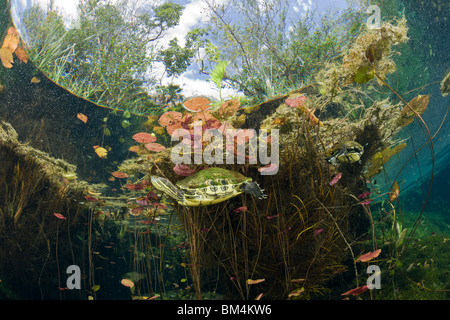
[177,167,251,190]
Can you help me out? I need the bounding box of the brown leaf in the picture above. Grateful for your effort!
[132,132,156,144]
[2,27,19,53]
[183,96,211,112]
[389,180,400,202]
[76,113,87,123]
[0,47,13,68]
[14,46,28,63]
[398,95,430,126]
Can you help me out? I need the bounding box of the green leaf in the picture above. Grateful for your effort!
[121,120,131,128]
[396,228,407,248]
[92,285,100,292]
[210,60,229,88]
[354,66,375,84]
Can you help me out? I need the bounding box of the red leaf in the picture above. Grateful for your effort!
[130,207,143,216]
[144,142,166,152]
[125,183,145,191]
[356,249,381,262]
[341,285,369,296]
[84,195,99,202]
[132,132,156,144]
[53,213,66,220]
[173,164,196,176]
[258,163,278,174]
[112,171,128,178]
[158,111,182,127]
[330,172,343,186]
[314,228,324,236]
[183,96,211,112]
[285,95,307,108]
[233,206,248,213]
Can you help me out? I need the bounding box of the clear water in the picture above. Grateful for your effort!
[0,0,449,301]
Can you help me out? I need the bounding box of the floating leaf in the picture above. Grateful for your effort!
[330,172,343,186]
[128,145,148,154]
[183,96,211,112]
[121,279,135,288]
[247,279,265,285]
[112,171,128,178]
[93,145,107,159]
[145,142,165,152]
[158,111,182,127]
[76,113,87,123]
[173,164,196,176]
[341,285,369,296]
[132,132,156,144]
[389,180,400,202]
[356,249,381,262]
[53,213,66,220]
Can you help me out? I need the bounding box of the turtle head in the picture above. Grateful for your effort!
[241,181,267,200]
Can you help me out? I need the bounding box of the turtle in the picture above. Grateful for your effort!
[151,167,266,206]
[326,141,365,165]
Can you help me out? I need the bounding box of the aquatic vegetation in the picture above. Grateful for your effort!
[0,121,91,298]
[2,0,447,301]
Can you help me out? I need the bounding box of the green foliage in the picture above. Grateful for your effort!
[23,0,185,113]
[158,27,209,77]
[204,0,364,100]
[209,60,229,88]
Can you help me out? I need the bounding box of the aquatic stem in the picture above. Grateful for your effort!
[316,199,359,287]
[374,73,435,252]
